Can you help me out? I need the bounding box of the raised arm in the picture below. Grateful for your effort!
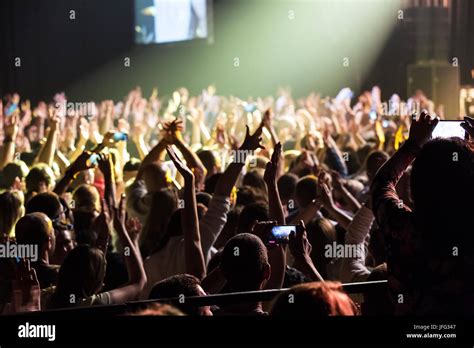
[318,177,352,230]
[0,114,19,170]
[289,221,324,282]
[53,151,93,196]
[36,113,60,167]
[263,142,285,225]
[97,152,117,211]
[109,196,147,303]
[214,124,264,197]
[167,145,206,280]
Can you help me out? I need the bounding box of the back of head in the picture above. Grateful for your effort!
[141,188,178,256]
[236,185,268,206]
[2,161,29,189]
[26,192,62,220]
[25,164,55,193]
[15,212,53,252]
[149,274,203,315]
[411,138,474,248]
[243,170,267,192]
[237,202,269,234]
[365,150,389,182]
[197,150,217,176]
[51,245,106,308]
[295,175,318,208]
[221,233,269,291]
[277,173,298,203]
[270,281,356,317]
[73,184,101,213]
[0,190,24,240]
[141,162,168,193]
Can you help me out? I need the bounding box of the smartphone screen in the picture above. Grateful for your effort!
[432,121,467,139]
[268,225,297,245]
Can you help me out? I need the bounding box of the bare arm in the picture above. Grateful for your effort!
[109,196,147,303]
[36,115,60,167]
[263,142,285,225]
[167,146,206,280]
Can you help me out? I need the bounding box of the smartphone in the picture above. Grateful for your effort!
[113,132,128,142]
[87,153,100,167]
[267,225,299,245]
[432,120,467,139]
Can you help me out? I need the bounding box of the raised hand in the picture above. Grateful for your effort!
[166,145,194,181]
[264,142,282,185]
[262,108,273,129]
[4,114,20,141]
[68,150,95,174]
[240,124,265,151]
[288,221,312,261]
[318,176,335,209]
[97,151,113,177]
[461,116,474,140]
[408,110,439,148]
[162,118,184,144]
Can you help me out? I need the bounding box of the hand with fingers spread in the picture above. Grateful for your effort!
[4,114,20,141]
[408,110,439,148]
[68,150,95,174]
[97,151,114,178]
[240,124,265,152]
[162,118,184,144]
[12,259,41,312]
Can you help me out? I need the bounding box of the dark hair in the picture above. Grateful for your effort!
[1,161,28,189]
[123,158,141,172]
[197,150,217,174]
[237,202,269,234]
[25,164,55,193]
[411,138,474,249]
[141,189,177,257]
[242,170,266,192]
[196,192,212,207]
[270,281,357,317]
[221,233,269,291]
[236,185,267,206]
[0,191,24,241]
[365,150,389,181]
[15,213,53,251]
[26,192,62,221]
[49,245,106,309]
[295,175,318,208]
[148,274,202,315]
[277,173,298,203]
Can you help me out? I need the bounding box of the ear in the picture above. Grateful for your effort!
[13,177,22,190]
[263,262,271,281]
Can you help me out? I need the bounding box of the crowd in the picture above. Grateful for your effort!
[0,85,473,316]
